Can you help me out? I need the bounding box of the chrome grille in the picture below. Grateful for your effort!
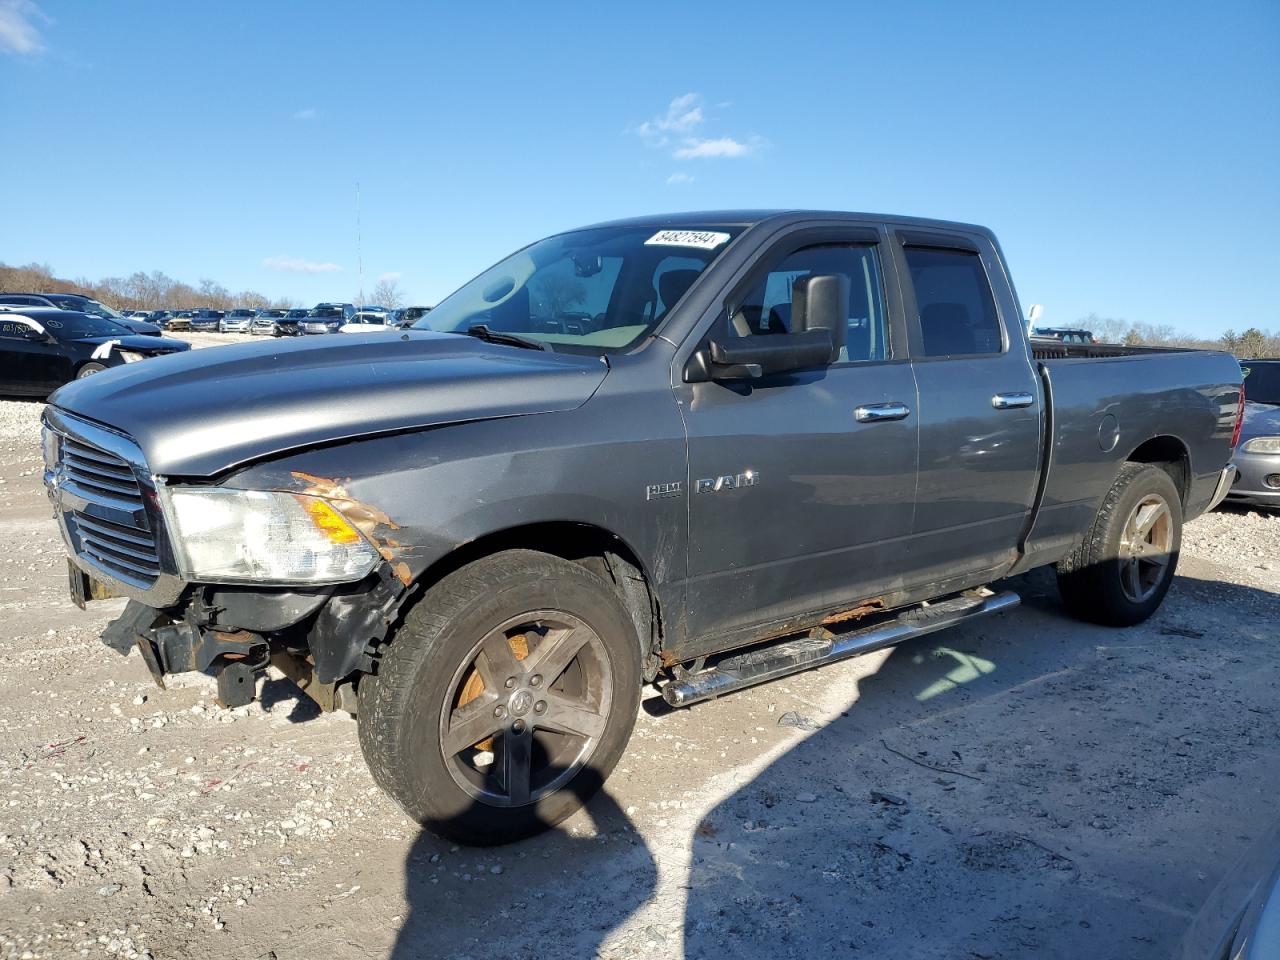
[71,512,162,582]
[61,438,145,509]
[55,432,161,588]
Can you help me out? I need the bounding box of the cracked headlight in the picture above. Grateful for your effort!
[159,487,379,584]
[1242,436,1280,454]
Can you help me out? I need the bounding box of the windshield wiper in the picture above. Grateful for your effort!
[461,324,548,352]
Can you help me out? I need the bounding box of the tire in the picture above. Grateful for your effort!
[1056,462,1183,626]
[75,362,107,379]
[358,549,641,846]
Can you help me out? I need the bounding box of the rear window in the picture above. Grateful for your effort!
[904,246,1003,357]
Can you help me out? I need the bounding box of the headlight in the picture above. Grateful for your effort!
[1242,436,1280,454]
[118,350,145,363]
[159,487,379,584]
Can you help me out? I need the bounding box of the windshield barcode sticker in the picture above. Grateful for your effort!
[645,230,731,250]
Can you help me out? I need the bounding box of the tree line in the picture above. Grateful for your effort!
[0,262,408,313]
[1079,313,1279,359]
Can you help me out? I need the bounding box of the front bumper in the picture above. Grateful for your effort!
[1227,449,1280,506]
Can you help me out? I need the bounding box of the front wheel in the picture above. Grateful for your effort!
[75,362,107,379]
[1056,462,1183,626]
[358,549,641,845]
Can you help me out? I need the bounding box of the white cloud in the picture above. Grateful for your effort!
[263,256,343,274]
[666,172,695,185]
[292,107,318,121]
[0,0,47,55]
[637,92,705,145]
[635,94,758,161]
[377,271,401,283]
[674,137,754,159]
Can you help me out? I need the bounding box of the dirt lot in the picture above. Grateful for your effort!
[1,341,1278,959]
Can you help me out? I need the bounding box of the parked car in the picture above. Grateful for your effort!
[0,293,163,337]
[219,309,257,334]
[1176,820,1280,960]
[0,307,189,395]
[300,303,352,335]
[1032,326,1097,344]
[41,210,1241,846]
[165,311,193,332]
[251,309,287,336]
[188,309,225,332]
[339,311,396,333]
[146,311,174,328]
[274,308,310,337]
[1227,359,1280,508]
[392,305,432,327]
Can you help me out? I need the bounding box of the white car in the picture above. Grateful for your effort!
[339,311,396,333]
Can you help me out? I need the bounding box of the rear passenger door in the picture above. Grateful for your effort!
[892,231,1042,583]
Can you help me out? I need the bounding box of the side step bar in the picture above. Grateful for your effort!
[662,589,1020,708]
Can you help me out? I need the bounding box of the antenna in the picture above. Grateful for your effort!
[356,181,364,307]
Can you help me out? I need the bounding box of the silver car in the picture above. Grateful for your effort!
[1228,359,1280,508]
[219,309,256,334]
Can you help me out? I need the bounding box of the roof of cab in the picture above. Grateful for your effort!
[580,209,992,235]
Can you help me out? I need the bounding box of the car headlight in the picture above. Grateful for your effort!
[159,487,379,584]
[118,350,145,363]
[1242,436,1280,454]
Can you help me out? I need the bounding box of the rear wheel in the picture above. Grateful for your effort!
[358,549,641,845]
[75,362,106,379]
[1056,462,1182,626]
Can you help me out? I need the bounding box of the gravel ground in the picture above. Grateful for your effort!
[1,346,1278,959]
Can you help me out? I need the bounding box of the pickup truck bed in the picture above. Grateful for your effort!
[42,209,1243,844]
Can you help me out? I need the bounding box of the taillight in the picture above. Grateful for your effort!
[1230,387,1246,449]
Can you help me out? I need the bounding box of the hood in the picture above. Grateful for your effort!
[118,320,163,336]
[50,331,608,477]
[1241,400,1280,442]
[74,334,190,354]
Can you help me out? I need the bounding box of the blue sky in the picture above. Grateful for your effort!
[1,1,1276,336]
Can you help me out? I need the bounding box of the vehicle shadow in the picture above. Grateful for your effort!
[680,567,1280,960]
[388,768,657,960]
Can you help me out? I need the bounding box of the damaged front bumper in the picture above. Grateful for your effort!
[95,561,414,710]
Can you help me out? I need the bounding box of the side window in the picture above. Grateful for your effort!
[731,244,887,362]
[903,246,1002,357]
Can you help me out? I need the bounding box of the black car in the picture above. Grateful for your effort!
[0,308,190,396]
[0,293,164,337]
[189,309,226,332]
[275,308,310,337]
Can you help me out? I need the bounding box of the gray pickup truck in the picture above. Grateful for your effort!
[41,211,1242,845]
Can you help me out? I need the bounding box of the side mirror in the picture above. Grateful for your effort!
[686,327,835,382]
[23,326,50,342]
[791,274,849,363]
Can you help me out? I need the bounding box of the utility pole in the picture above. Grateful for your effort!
[356,181,364,307]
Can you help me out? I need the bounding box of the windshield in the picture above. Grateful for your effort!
[413,225,743,354]
[47,296,122,319]
[285,309,309,318]
[310,307,343,319]
[1242,361,1280,404]
[43,313,133,339]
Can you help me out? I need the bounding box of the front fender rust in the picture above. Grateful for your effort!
[290,471,413,586]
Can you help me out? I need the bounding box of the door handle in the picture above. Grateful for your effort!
[855,402,911,423]
[991,392,1035,409]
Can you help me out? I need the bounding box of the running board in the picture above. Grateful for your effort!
[661,590,1020,708]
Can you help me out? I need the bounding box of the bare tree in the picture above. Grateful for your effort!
[370,278,406,309]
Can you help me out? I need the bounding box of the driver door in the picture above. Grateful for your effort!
[0,317,66,394]
[674,231,920,655]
